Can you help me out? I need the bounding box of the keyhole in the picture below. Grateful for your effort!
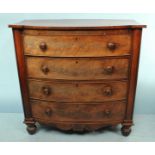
[75,61,78,64]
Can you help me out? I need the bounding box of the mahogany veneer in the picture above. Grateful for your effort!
[9,19,146,136]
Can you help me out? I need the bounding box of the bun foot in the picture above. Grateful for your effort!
[121,126,131,136]
[26,124,37,135]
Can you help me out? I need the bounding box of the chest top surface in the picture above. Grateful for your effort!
[9,19,146,30]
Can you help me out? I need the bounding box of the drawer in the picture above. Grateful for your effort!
[26,57,129,80]
[28,80,128,102]
[23,30,132,57]
[31,100,126,122]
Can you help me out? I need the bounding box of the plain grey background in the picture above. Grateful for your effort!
[0,13,154,115]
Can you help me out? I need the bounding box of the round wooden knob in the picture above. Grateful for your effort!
[104,66,114,74]
[45,108,52,116]
[103,86,112,96]
[107,42,116,50]
[104,109,111,117]
[42,86,51,96]
[39,42,47,51]
[41,65,49,74]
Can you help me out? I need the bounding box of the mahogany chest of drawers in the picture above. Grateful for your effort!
[9,19,146,136]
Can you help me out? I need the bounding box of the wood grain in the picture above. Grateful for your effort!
[126,29,142,120]
[9,20,146,135]
[28,80,128,102]
[23,29,131,36]
[12,29,32,118]
[26,57,129,80]
[31,99,126,122]
[23,32,131,57]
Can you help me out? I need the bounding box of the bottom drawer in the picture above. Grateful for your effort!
[31,100,126,122]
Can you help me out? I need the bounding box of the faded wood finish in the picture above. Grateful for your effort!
[9,19,146,30]
[9,19,146,136]
[12,29,36,134]
[26,57,129,80]
[12,30,32,118]
[28,80,128,102]
[121,29,143,136]
[31,100,126,122]
[23,29,131,36]
[125,29,142,120]
[23,32,131,57]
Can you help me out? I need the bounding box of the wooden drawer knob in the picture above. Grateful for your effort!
[104,66,114,74]
[45,108,52,116]
[42,86,51,96]
[107,42,116,50]
[39,42,47,51]
[103,86,112,96]
[41,65,49,74]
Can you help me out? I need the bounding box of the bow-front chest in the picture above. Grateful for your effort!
[9,19,146,136]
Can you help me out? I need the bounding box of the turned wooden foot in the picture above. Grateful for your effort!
[24,118,37,135]
[121,125,131,136]
[26,124,37,135]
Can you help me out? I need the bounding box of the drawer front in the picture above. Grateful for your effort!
[23,31,131,57]
[26,57,129,80]
[28,80,128,102]
[31,100,126,122]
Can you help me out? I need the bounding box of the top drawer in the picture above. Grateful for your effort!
[23,30,132,57]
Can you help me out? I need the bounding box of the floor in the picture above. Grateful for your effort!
[0,113,154,142]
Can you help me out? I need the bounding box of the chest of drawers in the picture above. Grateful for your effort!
[9,19,146,136]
